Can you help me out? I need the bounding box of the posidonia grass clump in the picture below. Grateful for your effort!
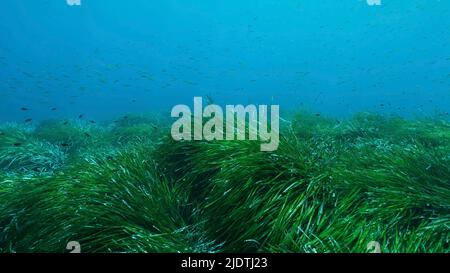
[112,113,171,128]
[329,112,450,149]
[155,112,450,253]
[109,113,170,146]
[324,141,450,253]
[0,124,66,174]
[34,119,113,158]
[0,145,216,253]
[0,111,448,253]
[111,123,165,146]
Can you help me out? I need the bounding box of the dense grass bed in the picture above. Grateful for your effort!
[0,112,449,253]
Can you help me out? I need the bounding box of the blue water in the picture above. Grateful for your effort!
[1,0,449,122]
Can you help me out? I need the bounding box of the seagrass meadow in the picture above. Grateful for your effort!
[0,111,449,253]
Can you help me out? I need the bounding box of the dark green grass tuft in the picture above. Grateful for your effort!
[0,123,66,174]
[0,145,216,253]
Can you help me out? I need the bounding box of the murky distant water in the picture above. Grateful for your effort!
[0,0,449,122]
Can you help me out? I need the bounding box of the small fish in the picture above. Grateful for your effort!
[24,118,32,123]
[20,107,28,111]
[315,113,321,117]
[89,120,96,124]
[13,143,22,147]
[78,114,84,119]
[206,95,214,105]
[61,143,70,147]
[84,133,91,137]
[63,121,69,125]
[51,107,57,111]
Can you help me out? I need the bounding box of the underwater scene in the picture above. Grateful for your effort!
[0,0,449,253]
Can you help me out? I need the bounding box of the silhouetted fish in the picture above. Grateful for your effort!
[21,107,28,111]
[13,143,22,147]
[51,107,57,111]
[206,95,214,105]
[78,114,84,119]
[61,143,70,147]
[24,118,32,123]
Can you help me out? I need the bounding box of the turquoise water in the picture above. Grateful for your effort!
[1,0,449,122]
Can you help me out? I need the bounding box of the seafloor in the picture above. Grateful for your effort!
[0,111,449,253]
